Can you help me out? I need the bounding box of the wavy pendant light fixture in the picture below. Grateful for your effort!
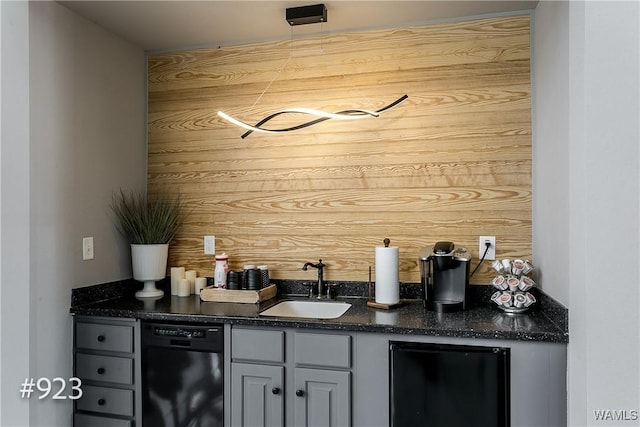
[218,95,409,139]
[217,4,409,139]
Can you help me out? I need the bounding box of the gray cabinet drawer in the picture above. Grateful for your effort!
[76,385,133,417]
[76,322,133,353]
[232,328,284,363]
[295,332,351,368]
[74,412,133,427]
[76,353,133,385]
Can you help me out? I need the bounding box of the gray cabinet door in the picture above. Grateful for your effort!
[231,362,284,427]
[294,367,351,427]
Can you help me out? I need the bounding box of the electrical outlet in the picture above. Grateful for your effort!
[82,237,94,260]
[479,236,496,261]
[204,236,215,255]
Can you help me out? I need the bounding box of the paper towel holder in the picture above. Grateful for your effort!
[367,238,405,310]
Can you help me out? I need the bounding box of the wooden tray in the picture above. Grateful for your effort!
[200,284,277,303]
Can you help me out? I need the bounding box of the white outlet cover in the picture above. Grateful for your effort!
[479,236,496,261]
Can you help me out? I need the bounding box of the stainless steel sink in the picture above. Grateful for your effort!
[259,300,352,319]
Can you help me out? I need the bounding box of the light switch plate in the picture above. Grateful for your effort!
[83,237,94,260]
[204,236,215,255]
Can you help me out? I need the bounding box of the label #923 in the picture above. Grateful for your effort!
[19,377,82,400]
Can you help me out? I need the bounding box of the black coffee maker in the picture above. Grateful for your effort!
[419,241,471,312]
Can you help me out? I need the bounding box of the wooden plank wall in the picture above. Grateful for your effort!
[147,15,531,285]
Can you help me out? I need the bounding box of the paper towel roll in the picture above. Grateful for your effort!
[375,246,399,305]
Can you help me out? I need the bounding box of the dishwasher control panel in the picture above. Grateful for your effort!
[152,326,208,339]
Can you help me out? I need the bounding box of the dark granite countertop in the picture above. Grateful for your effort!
[70,279,568,344]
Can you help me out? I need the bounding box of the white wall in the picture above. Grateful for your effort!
[580,2,639,424]
[1,2,146,425]
[532,0,570,306]
[1,1,31,425]
[534,1,639,425]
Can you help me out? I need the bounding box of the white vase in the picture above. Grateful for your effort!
[131,244,168,298]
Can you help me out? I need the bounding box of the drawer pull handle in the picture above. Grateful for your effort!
[97,335,105,342]
[97,367,105,375]
[295,389,305,397]
[271,387,281,395]
[97,398,106,406]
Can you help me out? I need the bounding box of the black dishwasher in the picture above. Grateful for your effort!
[141,322,224,427]
[390,342,510,427]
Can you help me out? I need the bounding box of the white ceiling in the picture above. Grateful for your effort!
[57,0,538,52]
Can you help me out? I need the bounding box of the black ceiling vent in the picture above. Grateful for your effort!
[286,4,327,26]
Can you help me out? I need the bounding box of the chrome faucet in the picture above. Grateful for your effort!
[302,259,326,299]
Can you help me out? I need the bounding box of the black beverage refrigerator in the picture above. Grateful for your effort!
[390,342,510,427]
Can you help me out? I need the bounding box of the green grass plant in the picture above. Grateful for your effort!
[109,189,186,244]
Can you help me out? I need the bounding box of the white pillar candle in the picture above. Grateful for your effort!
[177,278,190,297]
[194,277,207,294]
[185,270,197,294]
[170,267,185,296]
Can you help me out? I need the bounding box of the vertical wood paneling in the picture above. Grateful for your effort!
[147,15,531,285]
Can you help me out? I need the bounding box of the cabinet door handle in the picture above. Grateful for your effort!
[271,387,281,395]
[96,335,105,342]
[295,389,305,397]
[97,367,105,375]
[97,398,106,406]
